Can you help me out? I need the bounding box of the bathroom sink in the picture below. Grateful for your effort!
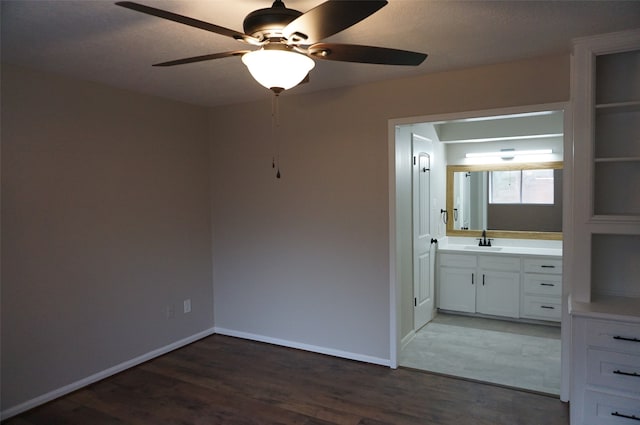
[464,246,503,251]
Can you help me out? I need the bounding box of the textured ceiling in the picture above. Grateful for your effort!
[2,0,640,107]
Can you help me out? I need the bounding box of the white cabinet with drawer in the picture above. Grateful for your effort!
[583,391,640,425]
[437,251,562,322]
[523,257,563,274]
[571,316,640,425]
[521,258,563,322]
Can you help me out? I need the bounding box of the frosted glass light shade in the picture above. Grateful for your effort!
[242,48,315,91]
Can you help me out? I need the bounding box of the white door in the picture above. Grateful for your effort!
[412,135,434,330]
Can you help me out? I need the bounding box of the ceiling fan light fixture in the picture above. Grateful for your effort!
[116,1,427,93]
[242,47,315,91]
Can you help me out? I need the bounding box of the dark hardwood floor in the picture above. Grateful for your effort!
[3,335,569,424]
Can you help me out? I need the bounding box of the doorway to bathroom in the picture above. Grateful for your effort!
[389,102,569,398]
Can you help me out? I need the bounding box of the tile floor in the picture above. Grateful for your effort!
[399,312,561,395]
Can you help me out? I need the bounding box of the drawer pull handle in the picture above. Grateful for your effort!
[540,306,555,310]
[613,336,640,343]
[540,265,556,268]
[540,283,555,287]
[613,370,640,378]
[611,412,640,421]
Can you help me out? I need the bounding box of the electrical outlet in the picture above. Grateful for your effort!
[183,299,191,314]
[166,304,175,319]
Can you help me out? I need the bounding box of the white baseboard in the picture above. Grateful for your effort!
[214,327,391,367]
[1,327,216,421]
[400,330,416,350]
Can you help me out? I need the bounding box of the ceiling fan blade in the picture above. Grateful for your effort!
[153,51,250,67]
[115,2,259,44]
[283,0,387,44]
[308,43,427,66]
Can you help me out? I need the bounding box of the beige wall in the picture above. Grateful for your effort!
[1,65,213,411]
[1,53,570,415]
[210,54,570,359]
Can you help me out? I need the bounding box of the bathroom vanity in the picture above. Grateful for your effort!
[437,241,562,322]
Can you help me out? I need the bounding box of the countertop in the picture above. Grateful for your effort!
[437,243,562,257]
[570,294,640,323]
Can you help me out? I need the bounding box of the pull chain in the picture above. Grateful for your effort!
[271,91,281,179]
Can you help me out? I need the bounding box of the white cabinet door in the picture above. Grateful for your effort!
[438,267,476,313]
[476,270,520,318]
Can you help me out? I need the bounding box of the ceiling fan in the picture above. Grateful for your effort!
[116,0,428,93]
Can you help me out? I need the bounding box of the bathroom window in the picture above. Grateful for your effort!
[489,169,554,204]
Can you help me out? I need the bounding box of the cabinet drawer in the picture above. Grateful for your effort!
[587,320,640,355]
[583,390,640,425]
[522,296,561,321]
[438,253,476,268]
[523,274,562,296]
[587,349,640,393]
[478,255,520,271]
[523,258,562,274]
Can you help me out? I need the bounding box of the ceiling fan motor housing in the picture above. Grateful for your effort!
[243,0,303,41]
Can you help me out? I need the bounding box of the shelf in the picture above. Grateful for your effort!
[589,215,640,225]
[594,156,640,163]
[595,101,640,114]
[570,294,640,323]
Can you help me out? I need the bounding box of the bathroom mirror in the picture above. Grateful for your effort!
[446,161,563,240]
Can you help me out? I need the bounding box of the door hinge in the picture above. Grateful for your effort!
[414,297,417,307]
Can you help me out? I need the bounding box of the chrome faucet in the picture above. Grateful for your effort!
[478,230,492,247]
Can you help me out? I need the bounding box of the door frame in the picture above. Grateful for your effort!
[387,101,571,401]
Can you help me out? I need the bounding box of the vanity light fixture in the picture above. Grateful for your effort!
[452,110,558,123]
[500,148,515,160]
[465,149,553,159]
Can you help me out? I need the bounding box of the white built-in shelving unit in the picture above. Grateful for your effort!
[569,29,640,425]
[572,29,640,305]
